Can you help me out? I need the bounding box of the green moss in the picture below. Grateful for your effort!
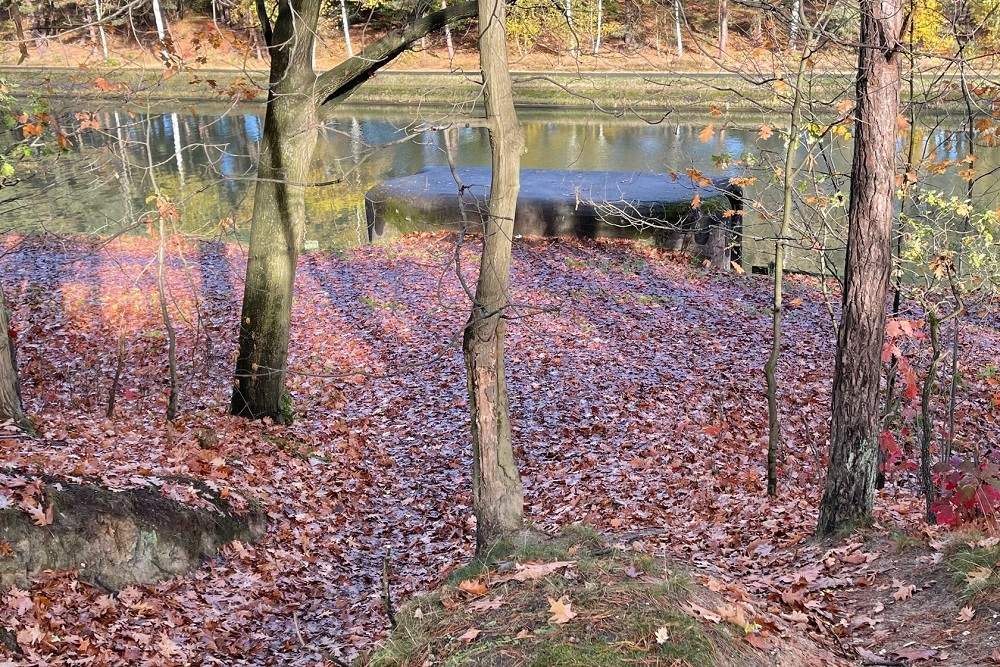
[279,389,295,425]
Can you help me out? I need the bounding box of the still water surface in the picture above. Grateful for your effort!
[0,103,989,272]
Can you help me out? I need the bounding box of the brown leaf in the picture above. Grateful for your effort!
[698,124,715,143]
[688,603,722,623]
[894,647,937,661]
[469,597,504,611]
[892,580,915,601]
[495,561,574,583]
[757,124,774,140]
[458,627,480,643]
[957,606,975,623]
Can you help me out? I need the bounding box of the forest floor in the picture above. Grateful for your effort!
[0,232,999,664]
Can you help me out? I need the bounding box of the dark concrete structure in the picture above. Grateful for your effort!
[364,166,743,268]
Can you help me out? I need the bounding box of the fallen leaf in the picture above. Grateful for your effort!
[892,580,915,601]
[894,647,937,661]
[495,561,574,583]
[458,627,480,643]
[547,596,576,624]
[957,606,975,623]
[469,598,504,611]
[458,579,488,597]
[655,626,670,644]
[688,603,722,623]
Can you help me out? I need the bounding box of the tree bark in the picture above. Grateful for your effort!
[340,0,354,56]
[593,0,602,54]
[717,0,728,57]
[816,0,903,536]
[232,0,321,421]
[442,0,455,60]
[232,0,477,420]
[0,288,27,430]
[673,0,683,57]
[465,0,525,553]
[765,54,805,498]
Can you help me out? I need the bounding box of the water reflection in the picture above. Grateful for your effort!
[0,103,991,273]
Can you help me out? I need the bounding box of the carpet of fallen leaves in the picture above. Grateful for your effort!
[0,232,998,665]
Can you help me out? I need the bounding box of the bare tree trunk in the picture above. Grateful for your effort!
[816,0,903,536]
[465,0,525,553]
[0,288,28,430]
[789,0,801,48]
[232,0,477,420]
[765,55,805,498]
[593,0,603,54]
[232,0,321,421]
[442,0,455,60]
[340,0,354,56]
[95,0,110,59]
[673,0,683,57]
[920,312,941,523]
[717,0,728,57]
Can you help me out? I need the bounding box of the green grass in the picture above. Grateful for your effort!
[361,525,752,667]
[947,540,1000,598]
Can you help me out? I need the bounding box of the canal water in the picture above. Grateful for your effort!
[0,102,987,273]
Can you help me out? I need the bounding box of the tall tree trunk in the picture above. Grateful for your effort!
[95,0,110,59]
[593,0,603,54]
[0,288,27,430]
[232,0,477,420]
[232,0,321,421]
[789,0,800,48]
[340,0,354,56]
[920,312,942,522]
[765,55,805,498]
[816,0,903,536]
[673,0,683,57]
[717,0,728,57]
[442,0,455,59]
[465,0,525,553]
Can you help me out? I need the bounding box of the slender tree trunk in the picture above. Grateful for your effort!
[765,55,805,498]
[340,0,354,56]
[0,288,27,430]
[442,0,455,60]
[593,0,603,53]
[789,0,801,48]
[673,0,683,57]
[816,0,903,536]
[94,0,110,59]
[717,0,728,57]
[564,0,578,57]
[466,0,525,553]
[232,0,321,421]
[920,312,941,523]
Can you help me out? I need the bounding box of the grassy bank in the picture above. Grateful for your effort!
[1,65,976,113]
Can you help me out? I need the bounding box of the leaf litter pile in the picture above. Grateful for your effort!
[1,232,999,664]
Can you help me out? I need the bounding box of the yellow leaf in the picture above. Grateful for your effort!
[698,124,715,143]
[547,596,577,624]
